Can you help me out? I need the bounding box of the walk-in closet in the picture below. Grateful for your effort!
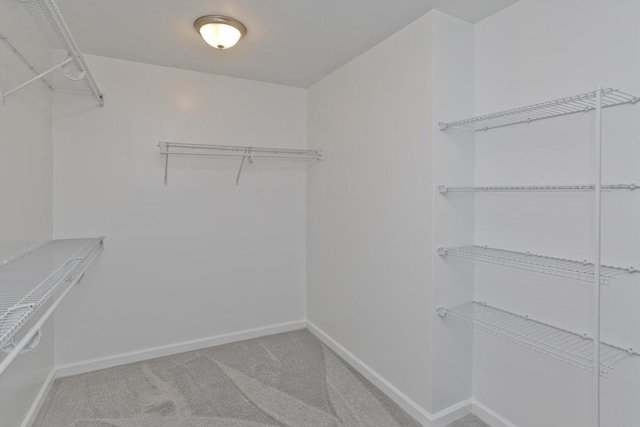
[1,1,638,426]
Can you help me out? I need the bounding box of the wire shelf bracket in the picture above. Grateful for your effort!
[437,183,639,194]
[0,237,104,375]
[0,0,104,106]
[159,141,322,185]
[438,245,638,284]
[438,88,638,132]
[437,301,638,377]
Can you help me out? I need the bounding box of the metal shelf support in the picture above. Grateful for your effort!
[593,86,603,425]
[0,0,104,106]
[2,55,74,102]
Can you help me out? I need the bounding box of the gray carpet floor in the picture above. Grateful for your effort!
[35,329,489,427]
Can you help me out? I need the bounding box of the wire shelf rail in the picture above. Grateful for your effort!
[159,142,322,185]
[437,301,637,377]
[438,184,639,193]
[0,237,103,368]
[438,245,638,284]
[0,0,104,105]
[438,89,638,132]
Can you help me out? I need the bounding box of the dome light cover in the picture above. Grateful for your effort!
[195,16,247,50]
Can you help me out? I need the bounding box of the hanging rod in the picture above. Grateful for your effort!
[437,301,637,377]
[438,245,638,284]
[438,88,638,132]
[437,184,639,193]
[159,142,322,185]
[0,237,104,375]
[0,0,104,106]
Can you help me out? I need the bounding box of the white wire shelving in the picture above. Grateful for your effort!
[0,237,103,375]
[0,0,104,105]
[159,142,322,185]
[438,88,638,132]
[436,87,639,426]
[436,301,638,377]
[437,184,639,194]
[438,245,638,284]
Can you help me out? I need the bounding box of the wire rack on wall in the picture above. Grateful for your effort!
[437,301,638,377]
[0,237,103,373]
[436,86,639,427]
[438,88,638,131]
[159,142,322,185]
[438,246,638,284]
[437,184,639,193]
[0,0,104,105]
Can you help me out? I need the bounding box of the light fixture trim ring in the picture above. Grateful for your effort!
[194,15,248,39]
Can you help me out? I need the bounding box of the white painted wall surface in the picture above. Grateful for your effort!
[0,38,54,427]
[0,47,53,262]
[307,12,438,413]
[52,55,308,366]
[429,11,475,413]
[473,1,640,426]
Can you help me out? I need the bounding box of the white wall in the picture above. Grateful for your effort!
[0,35,54,427]
[0,44,53,262]
[429,12,475,413]
[473,1,640,426]
[52,55,308,367]
[307,11,474,418]
[307,11,435,412]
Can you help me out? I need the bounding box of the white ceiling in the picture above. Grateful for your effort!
[57,0,516,88]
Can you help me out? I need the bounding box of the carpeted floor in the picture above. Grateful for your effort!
[34,329,489,427]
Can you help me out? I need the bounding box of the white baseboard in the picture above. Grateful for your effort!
[55,320,306,378]
[473,399,519,427]
[430,399,474,427]
[307,320,473,427]
[21,368,56,427]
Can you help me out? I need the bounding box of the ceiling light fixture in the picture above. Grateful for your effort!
[194,15,247,50]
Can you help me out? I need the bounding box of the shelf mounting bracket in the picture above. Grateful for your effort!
[160,142,170,185]
[1,328,41,355]
[236,147,253,185]
[1,56,74,103]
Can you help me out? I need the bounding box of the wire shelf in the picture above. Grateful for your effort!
[0,237,103,350]
[438,89,638,131]
[437,302,637,377]
[438,184,639,193]
[0,0,103,105]
[159,142,322,185]
[159,142,322,158]
[438,246,638,284]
